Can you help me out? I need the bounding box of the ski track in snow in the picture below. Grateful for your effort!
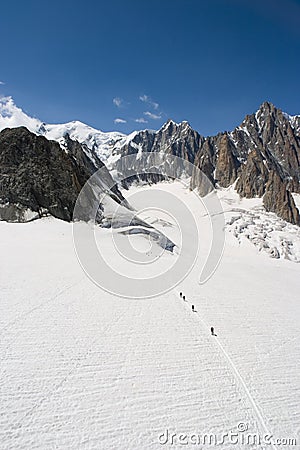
[0,185,299,450]
[176,293,278,450]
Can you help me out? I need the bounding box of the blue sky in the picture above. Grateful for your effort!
[0,0,300,135]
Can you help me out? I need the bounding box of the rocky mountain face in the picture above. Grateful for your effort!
[112,102,300,225]
[115,121,208,190]
[197,102,300,224]
[119,121,203,162]
[0,127,125,222]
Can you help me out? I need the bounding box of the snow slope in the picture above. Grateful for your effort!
[0,182,299,449]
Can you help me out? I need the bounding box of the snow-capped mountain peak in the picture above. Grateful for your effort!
[0,96,42,133]
[0,96,127,163]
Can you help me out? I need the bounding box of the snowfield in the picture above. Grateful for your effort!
[0,182,299,450]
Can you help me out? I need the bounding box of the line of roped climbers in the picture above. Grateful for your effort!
[179,292,217,336]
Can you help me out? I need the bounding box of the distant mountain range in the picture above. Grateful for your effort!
[0,97,299,225]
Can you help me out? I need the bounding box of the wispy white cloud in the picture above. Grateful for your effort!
[0,81,5,85]
[113,97,123,108]
[135,117,148,123]
[144,111,162,120]
[139,94,159,110]
[114,117,127,124]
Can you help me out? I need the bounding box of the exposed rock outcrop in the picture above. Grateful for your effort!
[235,148,269,198]
[214,134,240,187]
[0,127,124,222]
[263,171,300,225]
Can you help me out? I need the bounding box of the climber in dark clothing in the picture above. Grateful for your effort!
[211,327,216,336]
[180,292,183,298]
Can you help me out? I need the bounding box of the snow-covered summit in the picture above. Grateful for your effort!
[43,120,126,163]
[0,96,127,163]
[0,96,41,133]
[159,118,191,132]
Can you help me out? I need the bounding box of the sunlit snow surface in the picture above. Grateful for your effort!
[0,183,299,449]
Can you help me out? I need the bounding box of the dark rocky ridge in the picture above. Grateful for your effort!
[0,127,124,222]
